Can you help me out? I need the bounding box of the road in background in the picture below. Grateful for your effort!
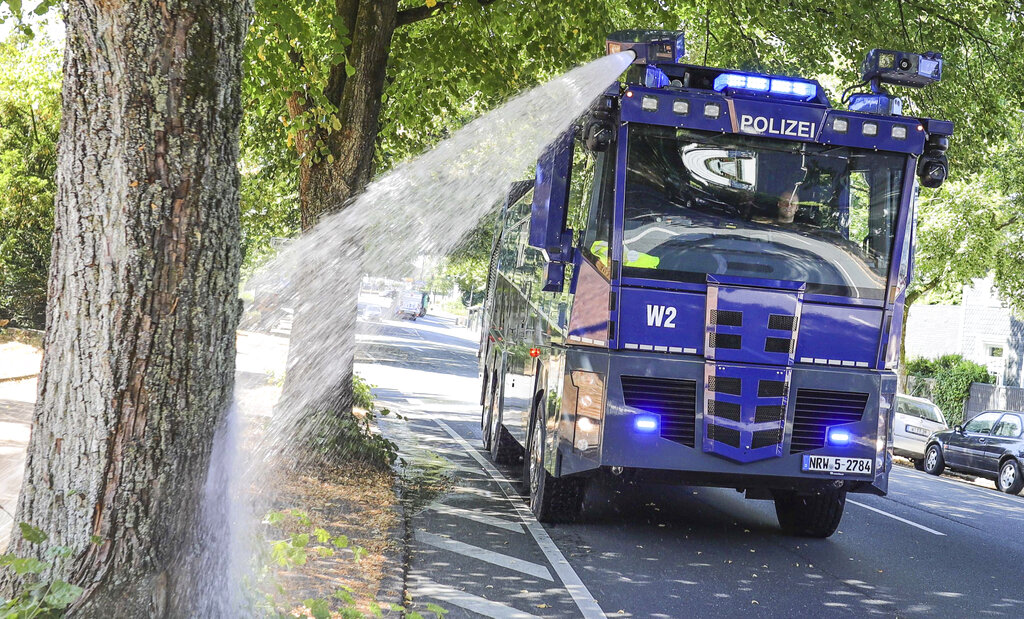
[356,303,1024,618]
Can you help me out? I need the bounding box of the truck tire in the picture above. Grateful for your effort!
[481,374,497,451]
[923,444,945,476]
[773,488,846,538]
[527,413,583,523]
[997,458,1024,494]
[490,407,520,465]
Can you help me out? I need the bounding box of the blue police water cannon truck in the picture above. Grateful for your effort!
[478,29,952,537]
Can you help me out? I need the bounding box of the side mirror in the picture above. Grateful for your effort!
[954,425,963,434]
[529,129,576,292]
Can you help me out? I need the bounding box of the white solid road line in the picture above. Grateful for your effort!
[408,575,543,619]
[426,502,526,533]
[415,530,553,581]
[847,499,946,536]
[435,419,608,619]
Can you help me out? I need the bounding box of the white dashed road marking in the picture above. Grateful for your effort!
[435,419,607,619]
[414,530,553,581]
[408,576,542,619]
[426,502,525,533]
[848,499,946,536]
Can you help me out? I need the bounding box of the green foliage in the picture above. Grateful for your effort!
[0,33,60,329]
[244,0,355,165]
[909,354,995,426]
[0,521,83,618]
[259,508,441,618]
[306,375,401,469]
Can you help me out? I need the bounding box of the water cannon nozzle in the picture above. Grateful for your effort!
[606,29,685,65]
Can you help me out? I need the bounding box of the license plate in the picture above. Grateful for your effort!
[801,455,873,475]
[905,424,930,437]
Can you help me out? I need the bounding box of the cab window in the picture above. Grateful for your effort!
[963,412,1001,434]
[993,414,1022,438]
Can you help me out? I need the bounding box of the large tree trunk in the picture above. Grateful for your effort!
[277,0,397,439]
[2,0,249,615]
[291,0,398,230]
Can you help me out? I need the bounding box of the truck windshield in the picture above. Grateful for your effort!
[621,124,907,299]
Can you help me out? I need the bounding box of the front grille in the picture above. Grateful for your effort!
[758,379,788,398]
[708,424,741,448]
[711,309,743,326]
[709,333,742,349]
[754,404,785,423]
[621,376,697,447]
[768,314,796,331]
[790,388,869,453]
[707,400,741,421]
[752,428,783,449]
[708,376,741,395]
[764,337,794,354]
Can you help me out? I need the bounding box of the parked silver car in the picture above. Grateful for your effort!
[892,394,948,469]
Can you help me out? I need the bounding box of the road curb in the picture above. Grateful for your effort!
[376,472,410,613]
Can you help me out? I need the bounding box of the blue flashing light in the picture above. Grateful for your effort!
[827,428,851,446]
[714,72,817,100]
[634,414,660,433]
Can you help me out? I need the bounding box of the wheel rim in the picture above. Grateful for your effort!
[926,447,938,470]
[1000,463,1016,489]
[530,421,543,500]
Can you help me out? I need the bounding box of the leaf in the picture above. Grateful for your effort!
[291,533,309,548]
[425,0,437,7]
[90,535,104,545]
[19,522,47,544]
[9,557,49,575]
[303,598,330,619]
[44,581,84,608]
[332,535,349,549]
[345,63,356,78]
[426,602,448,617]
[313,528,331,543]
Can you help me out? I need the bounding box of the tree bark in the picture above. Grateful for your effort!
[277,0,397,437]
[292,0,398,231]
[2,0,249,615]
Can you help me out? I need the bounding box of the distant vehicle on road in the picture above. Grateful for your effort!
[357,302,382,322]
[892,395,947,469]
[393,291,427,320]
[923,410,1024,494]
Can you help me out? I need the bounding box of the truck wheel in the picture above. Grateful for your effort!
[773,488,846,538]
[997,459,1024,494]
[490,406,520,465]
[527,413,583,523]
[481,376,497,451]
[923,444,945,476]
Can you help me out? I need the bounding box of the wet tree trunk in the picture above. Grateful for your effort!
[278,0,397,436]
[2,0,249,615]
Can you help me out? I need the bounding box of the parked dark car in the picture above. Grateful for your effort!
[923,410,1024,494]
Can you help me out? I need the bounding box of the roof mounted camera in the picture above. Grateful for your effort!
[861,49,943,89]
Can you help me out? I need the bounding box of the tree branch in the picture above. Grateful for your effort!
[396,0,497,28]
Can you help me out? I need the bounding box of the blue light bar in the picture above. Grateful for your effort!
[634,414,660,433]
[826,428,851,446]
[713,72,817,100]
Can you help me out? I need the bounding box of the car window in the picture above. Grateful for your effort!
[898,399,943,423]
[992,414,1023,438]
[963,412,1001,434]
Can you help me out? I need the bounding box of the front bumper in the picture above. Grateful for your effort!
[555,347,893,495]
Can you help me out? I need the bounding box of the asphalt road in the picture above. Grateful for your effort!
[355,309,1024,618]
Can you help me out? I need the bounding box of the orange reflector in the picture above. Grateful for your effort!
[529,347,541,358]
